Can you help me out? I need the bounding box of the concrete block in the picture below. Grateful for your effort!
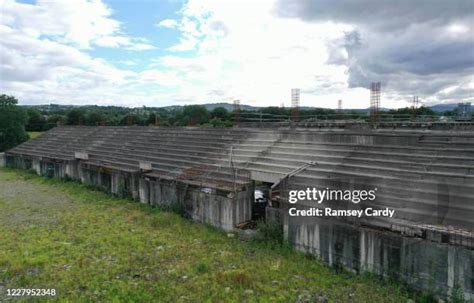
[139,161,152,171]
[74,152,88,160]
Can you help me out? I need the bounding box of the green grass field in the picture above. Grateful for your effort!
[27,132,44,140]
[0,168,413,302]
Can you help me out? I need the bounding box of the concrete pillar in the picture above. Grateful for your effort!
[65,162,73,178]
[0,153,5,167]
[149,182,155,205]
[283,212,289,242]
[79,167,86,183]
[360,230,375,272]
[32,159,41,175]
[131,175,139,200]
[111,173,119,194]
[447,245,455,297]
[139,178,149,204]
[155,181,162,204]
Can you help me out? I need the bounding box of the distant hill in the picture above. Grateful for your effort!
[160,103,260,111]
[428,103,459,112]
[158,103,461,113]
[22,102,461,112]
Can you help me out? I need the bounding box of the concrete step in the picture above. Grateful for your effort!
[234,153,472,175]
[287,176,474,208]
[292,170,474,194]
[246,160,473,181]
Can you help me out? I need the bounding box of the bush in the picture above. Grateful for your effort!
[253,219,284,247]
[0,95,28,152]
[195,261,210,274]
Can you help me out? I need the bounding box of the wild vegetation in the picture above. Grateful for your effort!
[0,168,415,302]
[23,103,451,131]
[0,94,467,136]
[27,132,43,140]
[0,95,28,152]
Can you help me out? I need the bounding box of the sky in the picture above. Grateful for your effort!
[0,0,473,109]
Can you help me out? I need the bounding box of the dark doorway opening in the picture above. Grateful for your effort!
[252,182,272,220]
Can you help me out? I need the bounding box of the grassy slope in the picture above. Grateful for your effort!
[27,132,44,140]
[0,168,411,302]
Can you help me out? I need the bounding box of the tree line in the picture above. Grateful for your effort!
[23,103,235,130]
[1,93,470,152]
[25,103,460,132]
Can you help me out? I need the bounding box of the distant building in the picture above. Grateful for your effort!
[456,102,472,121]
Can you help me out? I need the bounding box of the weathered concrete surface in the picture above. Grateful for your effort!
[6,126,473,231]
[0,152,4,167]
[5,126,473,299]
[284,213,473,300]
[140,178,253,231]
[5,153,254,231]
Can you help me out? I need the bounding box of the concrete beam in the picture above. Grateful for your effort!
[250,170,282,183]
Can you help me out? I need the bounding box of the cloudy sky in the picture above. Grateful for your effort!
[1,0,473,108]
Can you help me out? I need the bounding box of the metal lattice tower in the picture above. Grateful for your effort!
[412,96,420,109]
[370,82,381,124]
[291,88,300,123]
[411,96,420,121]
[233,99,241,126]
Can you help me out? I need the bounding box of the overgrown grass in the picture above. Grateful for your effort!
[0,168,413,302]
[27,132,44,140]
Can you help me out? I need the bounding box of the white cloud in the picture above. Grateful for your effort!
[157,0,365,108]
[167,18,202,52]
[0,21,135,93]
[156,19,178,28]
[0,14,148,106]
[275,0,474,105]
[1,0,155,50]
[1,0,471,108]
[0,0,161,106]
[152,0,473,108]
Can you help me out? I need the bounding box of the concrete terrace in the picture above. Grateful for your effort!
[6,126,474,231]
[4,125,474,299]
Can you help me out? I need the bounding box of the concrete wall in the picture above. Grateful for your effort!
[6,155,254,231]
[0,153,4,167]
[139,178,253,231]
[283,213,473,300]
[37,161,68,178]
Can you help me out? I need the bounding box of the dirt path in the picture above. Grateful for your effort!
[0,171,77,228]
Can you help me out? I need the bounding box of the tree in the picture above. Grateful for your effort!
[86,111,106,126]
[120,114,142,126]
[211,107,228,120]
[26,108,46,131]
[66,109,86,125]
[387,106,437,121]
[179,105,210,126]
[146,113,161,126]
[45,114,66,130]
[0,95,18,106]
[0,95,28,152]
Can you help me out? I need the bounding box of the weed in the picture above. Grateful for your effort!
[252,219,284,247]
[195,261,210,274]
[0,168,415,302]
